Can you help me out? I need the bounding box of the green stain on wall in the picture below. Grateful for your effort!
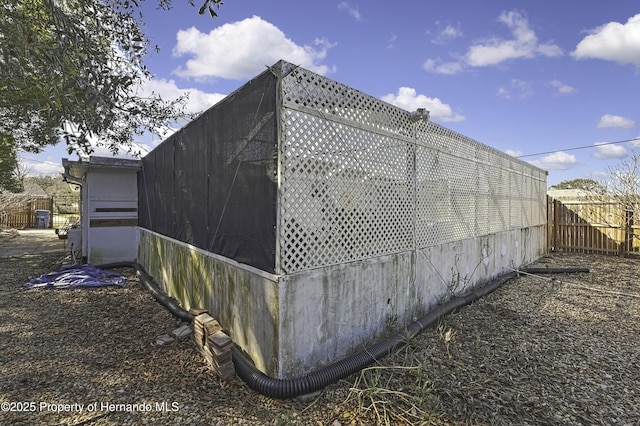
[89,248,104,265]
[138,229,280,376]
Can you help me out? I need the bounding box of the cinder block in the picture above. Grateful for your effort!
[171,324,192,340]
[155,334,175,346]
[209,330,233,349]
[189,308,209,316]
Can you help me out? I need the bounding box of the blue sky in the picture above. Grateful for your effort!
[21,1,640,187]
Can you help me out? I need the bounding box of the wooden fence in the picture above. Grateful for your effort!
[2,195,80,229]
[547,196,638,256]
[2,197,54,229]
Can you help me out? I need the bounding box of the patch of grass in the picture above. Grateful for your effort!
[344,364,441,425]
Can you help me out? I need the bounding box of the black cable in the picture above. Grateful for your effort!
[516,137,640,159]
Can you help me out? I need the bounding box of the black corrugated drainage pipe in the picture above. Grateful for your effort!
[98,262,194,323]
[100,262,516,399]
[519,267,589,274]
[232,271,516,399]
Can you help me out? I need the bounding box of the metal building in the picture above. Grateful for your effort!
[138,60,547,378]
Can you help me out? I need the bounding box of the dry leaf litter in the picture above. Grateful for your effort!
[0,245,638,425]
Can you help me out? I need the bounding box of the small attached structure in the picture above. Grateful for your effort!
[138,60,548,378]
[63,156,140,264]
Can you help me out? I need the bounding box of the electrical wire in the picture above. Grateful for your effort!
[516,137,640,158]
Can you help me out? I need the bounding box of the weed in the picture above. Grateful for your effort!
[437,324,457,359]
[344,365,441,425]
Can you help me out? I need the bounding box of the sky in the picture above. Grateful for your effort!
[20,0,640,187]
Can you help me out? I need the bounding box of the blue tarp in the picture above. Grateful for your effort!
[24,264,126,289]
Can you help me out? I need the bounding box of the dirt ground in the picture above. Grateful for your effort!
[0,228,67,258]
[0,240,638,424]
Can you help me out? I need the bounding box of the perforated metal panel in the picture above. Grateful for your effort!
[278,65,547,273]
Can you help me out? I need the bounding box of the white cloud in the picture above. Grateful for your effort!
[172,16,335,80]
[424,10,561,74]
[550,80,575,95]
[386,33,398,50]
[441,24,463,40]
[130,78,226,148]
[587,170,609,181]
[572,14,640,67]
[135,126,181,150]
[528,152,577,170]
[431,22,463,44]
[422,58,464,75]
[338,2,362,22]
[140,78,226,115]
[592,142,627,159]
[381,87,465,122]
[504,149,523,157]
[465,10,563,67]
[20,157,64,176]
[497,79,534,99]
[596,114,636,129]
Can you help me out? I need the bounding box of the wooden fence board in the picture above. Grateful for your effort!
[3,197,54,229]
[547,196,639,256]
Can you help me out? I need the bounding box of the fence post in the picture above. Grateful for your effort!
[623,207,634,257]
[27,199,34,228]
[548,195,554,252]
[553,197,559,252]
[48,196,54,229]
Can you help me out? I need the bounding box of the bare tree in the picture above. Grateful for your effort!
[604,153,640,200]
[0,190,35,229]
[582,152,640,257]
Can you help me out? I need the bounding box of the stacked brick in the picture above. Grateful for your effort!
[155,324,192,346]
[190,309,235,380]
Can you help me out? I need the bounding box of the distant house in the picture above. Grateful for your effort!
[1,182,52,228]
[547,188,597,202]
[20,182,49,199]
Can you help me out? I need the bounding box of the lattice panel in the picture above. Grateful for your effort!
[279,106,415,272]
[282,67,413,139]
[415,147,457,246]
[278,65,547,273]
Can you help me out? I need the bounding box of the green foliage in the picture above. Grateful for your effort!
[0,0,223,157]
[549,178,606,194]
[25,175,76,198]
[0,133,23,193]
[197,0,224,17]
